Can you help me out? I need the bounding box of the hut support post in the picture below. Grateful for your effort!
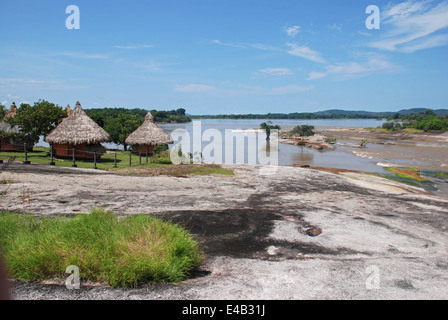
[139,153,141,165]
[72,148,77,168]
[23,143,31,164]
[129,151,132,167]
[49,145,55,165]
[94,152,97,169]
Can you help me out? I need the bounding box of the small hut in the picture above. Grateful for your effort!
[0,102,33,152]
[125,112,174,155]
[45,101,111,159]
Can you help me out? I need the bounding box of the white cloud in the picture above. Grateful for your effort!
[268,85,313,95]
[285,25,301,38]
[325,56,400,79]
[49,52,108,59]
[286,43,326,63]
[175,84,217,93]
[211,40,279,51]
[258,68,293,77]
[113,44,153,49]
[328,24,342,32]
[307,72,327,80]
[370,0,448,52]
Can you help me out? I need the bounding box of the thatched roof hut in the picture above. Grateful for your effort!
[0,102,19,133]
[3,102,17,120]
[45,101,110,159]
[0,102,33,151]
[125,112,173,154]
[45,101,111,145]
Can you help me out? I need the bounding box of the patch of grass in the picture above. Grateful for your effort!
[0,148,234,177]
[435,171,448,178]
[118,164,234,177]
[385,167,428,182]
[0,208,203,287]
[403,128,424,134]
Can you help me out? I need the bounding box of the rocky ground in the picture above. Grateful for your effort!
[315,126,448,147]
[1,162,448,300]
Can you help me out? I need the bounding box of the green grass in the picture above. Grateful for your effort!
[435,171,448,178]
[0,147,234,176]
[0,208,203,287]
[0,147,139,170]
[385,167,428,182]
[403,128,424,134]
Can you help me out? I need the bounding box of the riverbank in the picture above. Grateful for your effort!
[2,163,447,299]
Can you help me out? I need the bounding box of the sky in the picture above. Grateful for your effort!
[0,0,447,115]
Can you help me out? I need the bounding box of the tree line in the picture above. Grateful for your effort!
[0,101,191,150]
[381,110,448,132]
[191,112,384,120]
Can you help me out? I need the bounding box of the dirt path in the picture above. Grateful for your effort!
[1,163,448,299]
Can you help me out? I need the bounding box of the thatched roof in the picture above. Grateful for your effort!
[0,121,20,134]
[3,102,17,120]
[1,102,20,134]
[45,101,111,145]
[125,112,174,146]
[66,104,72,117]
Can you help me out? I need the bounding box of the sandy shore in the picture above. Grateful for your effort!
[1,162,447,300]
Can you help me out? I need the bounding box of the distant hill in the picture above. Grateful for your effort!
[396,108,448,115]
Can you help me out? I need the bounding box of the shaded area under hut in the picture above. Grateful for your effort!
[45,102,111,160]
[125,112,174,155]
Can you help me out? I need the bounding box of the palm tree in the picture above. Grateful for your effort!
[260,121,281,140]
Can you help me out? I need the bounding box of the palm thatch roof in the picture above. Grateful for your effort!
[45,101,111,145]
[3,102,17,120]
[0,121,20,134]
[66,104,72,117]
[125,112,174,146]
[0,102,20,134]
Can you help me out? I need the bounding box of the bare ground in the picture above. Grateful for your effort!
[1,162,448,300]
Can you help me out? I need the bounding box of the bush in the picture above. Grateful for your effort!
[157,157,172,164]
[291,125,315,137]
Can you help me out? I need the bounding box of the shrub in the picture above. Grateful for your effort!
[157,157,172,164]
[291,125,315,137]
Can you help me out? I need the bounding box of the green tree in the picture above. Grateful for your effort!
[260,121,281,140]
[8,100,66,143]
[0,104,6,119]
[104,113,144,150]
[291,125,315,139]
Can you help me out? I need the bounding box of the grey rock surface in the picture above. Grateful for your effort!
[1,163,447,300]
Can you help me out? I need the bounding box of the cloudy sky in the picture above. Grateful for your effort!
[1,0,447,114]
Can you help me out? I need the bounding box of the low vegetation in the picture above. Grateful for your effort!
[0,147,234,176]
[379,110,448,133]
[385,167,428,182]
[290,125,315,138]
[0,208,203,287]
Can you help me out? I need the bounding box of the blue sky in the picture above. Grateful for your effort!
[1,0,447,114]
